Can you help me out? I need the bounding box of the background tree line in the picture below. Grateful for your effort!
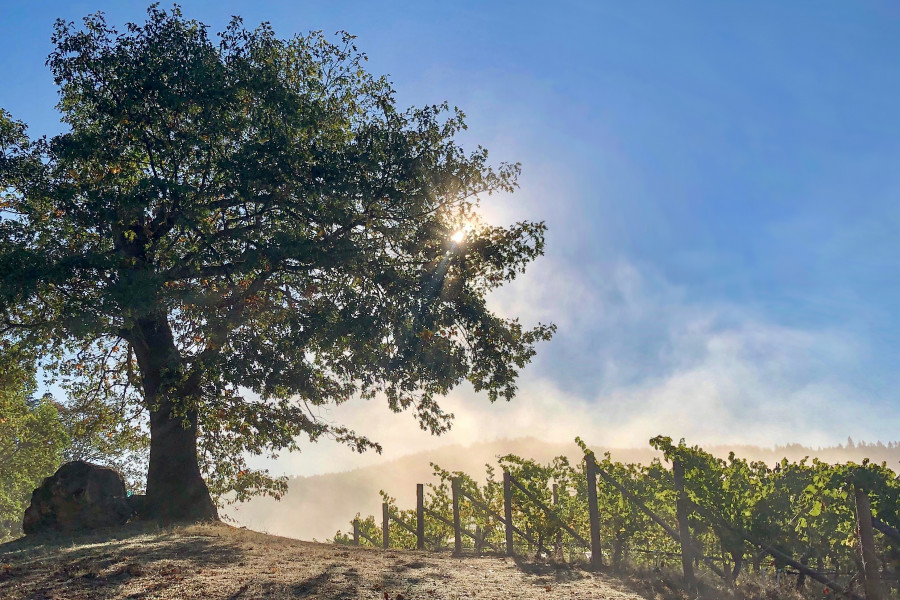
[0,345,146,540]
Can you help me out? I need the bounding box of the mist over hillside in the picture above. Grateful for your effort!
[224,436,900,542]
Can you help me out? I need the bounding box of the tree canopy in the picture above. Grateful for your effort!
[0,5,554,521]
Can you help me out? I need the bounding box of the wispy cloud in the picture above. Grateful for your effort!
[264,255,881,478]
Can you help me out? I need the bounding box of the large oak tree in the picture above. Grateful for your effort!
[0,6,554,522]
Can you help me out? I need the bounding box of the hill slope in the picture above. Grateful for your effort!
[225,437,900,542]
[0,522,650,599]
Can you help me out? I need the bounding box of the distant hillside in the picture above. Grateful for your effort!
[224,437,900,542]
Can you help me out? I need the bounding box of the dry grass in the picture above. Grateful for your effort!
[0,522,653,599]
[615,565,816,600]
[1,523,839,599]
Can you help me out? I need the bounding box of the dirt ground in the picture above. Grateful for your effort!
[0,522,661,599]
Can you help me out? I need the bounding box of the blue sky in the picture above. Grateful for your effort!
[2,1,899,471]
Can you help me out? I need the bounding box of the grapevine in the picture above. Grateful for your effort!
[330,437,900,595]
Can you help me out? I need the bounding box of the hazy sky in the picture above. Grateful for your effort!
[2,1,899,475]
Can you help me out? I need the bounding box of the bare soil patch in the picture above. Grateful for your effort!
[0,522,651,599]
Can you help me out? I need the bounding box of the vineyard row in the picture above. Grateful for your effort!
[332,437,900,599]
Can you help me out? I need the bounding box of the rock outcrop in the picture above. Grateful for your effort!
[23,461,134,534]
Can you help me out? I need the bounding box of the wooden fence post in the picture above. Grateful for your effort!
[504,470,514,556]
[416,483,425,550]
[553,483,563,560]
[672,459,696,591]
[452,478,462,555]
[855,486,884,600]
[382,502,389,549]
[585,454,602,569]
[353,518,359,546]
[416,483,425,551]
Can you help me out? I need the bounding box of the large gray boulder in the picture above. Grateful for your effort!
[23,460,134,534]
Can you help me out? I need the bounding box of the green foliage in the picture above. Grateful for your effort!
[56,390,149,493]
[430,462,503,552]
[378,491,418,549]
[341,436,900,591]
[0,347,68,540]
[329,513,380,547]
[499,454,565,555]
[593,453,679,566]
[0,5,553,506]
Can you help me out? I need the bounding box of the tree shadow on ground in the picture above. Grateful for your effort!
[224,565,365,599]
[0,521,247,600]
[512,554,591,583]
[605,565,716,600]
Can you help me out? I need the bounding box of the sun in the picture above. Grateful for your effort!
[450,221,476,244]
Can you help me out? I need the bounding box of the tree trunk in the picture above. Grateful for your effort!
[612,535,625,570]
[145,401,217,522]
[796,554,808,591]
[131,314,218,523]
[722,546,733,587]
[731,551,743,585]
